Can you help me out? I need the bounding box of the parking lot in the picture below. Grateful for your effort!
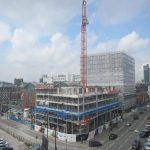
[0,129,27,150]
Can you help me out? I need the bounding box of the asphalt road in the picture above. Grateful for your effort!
[98,109,150,150]
[0,108,150,150]
[0,129,27,150]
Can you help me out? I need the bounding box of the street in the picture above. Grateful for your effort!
[0,107,150,150]
[96,109,149,150]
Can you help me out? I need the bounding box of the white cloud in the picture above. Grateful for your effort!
[0,0,81,35]
[118,31,150,52]
[5,30,80,82]
[97,0,150,25]
[92,31,150,81]
[0,21,11,42]
[12,28,37,48]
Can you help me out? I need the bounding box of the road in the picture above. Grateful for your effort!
[98,109,150,150]
[0,108,149,150]
[0,129,27,150]
[0,116,87,150]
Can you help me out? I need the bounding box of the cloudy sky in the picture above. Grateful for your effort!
[0,0,150,82]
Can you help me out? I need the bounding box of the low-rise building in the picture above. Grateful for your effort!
[40,74,80,85]
[0,82,22,112]
[22,83,56,108]
[136,83,149,105]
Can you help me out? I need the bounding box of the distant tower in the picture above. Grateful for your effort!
[80,0,88,88]
[144,64,150,84]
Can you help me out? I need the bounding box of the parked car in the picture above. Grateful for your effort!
[131,139,141,150]
[145,125,150,131]
[147,136,150,142]
[0,138,9,148]
[0,143,6,149]
[144,142,150,150]
[88,140,102,147]
[2,147,13,150]
[139,130,150,138]
[0,138,4,142]
[109,133,118,140]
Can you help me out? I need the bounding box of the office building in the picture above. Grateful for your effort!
[144,64,150,84]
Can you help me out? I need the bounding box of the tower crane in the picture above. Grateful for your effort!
[80,0,88,89]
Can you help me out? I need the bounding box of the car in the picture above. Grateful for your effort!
[0,143,6,149]
[139,130,150,138]
[109,133,118,140]
[0,138,4,141]
[125,122,132,127]
[145,125,150,131]
[1,147,13,150]
[131,138,141,150]
[144,142,150,150]
[147,136,150,142]
[88,140,102,147]
[0,139,9,148]
[133,115,139,120]
[139,111,144,114]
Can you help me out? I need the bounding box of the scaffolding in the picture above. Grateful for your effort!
[35,86,121,137]
[87,51,135,110]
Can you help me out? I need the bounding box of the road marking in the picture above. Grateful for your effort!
[118,143,124,149]
[128,146,131,150]
[129,134,132,138]
[107,142,115,149]
[118,126,124,131]
[125,138,128,143]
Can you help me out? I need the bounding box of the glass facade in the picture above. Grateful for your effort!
[144,64,150,83]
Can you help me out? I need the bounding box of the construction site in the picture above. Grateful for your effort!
[35,86,121,142]
[34,0,123,143]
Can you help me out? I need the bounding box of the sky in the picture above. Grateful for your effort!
[0,0,150,82]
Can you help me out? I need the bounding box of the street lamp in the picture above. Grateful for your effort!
[63,124,67,150]
[54,126,57,150]
[65,138,67,150]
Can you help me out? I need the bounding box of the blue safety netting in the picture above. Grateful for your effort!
[35,101,121,117]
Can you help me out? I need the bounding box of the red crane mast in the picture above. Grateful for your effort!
[80,0,88,88]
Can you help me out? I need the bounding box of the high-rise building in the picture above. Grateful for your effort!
[87,51,135,110]
[144,64,150,84]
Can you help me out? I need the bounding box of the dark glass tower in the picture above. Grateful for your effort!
[144,64,149,83]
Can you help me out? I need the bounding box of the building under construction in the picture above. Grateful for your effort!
[87,51,136,110]
[35,86,121,142]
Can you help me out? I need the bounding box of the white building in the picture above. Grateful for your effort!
[41,74,80,84]
[87,51,135,110]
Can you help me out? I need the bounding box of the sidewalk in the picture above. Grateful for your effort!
[0,116,87,150]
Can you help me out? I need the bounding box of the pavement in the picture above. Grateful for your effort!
[0,129,27,150]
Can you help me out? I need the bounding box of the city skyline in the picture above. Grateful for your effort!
[0,0,150,82]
